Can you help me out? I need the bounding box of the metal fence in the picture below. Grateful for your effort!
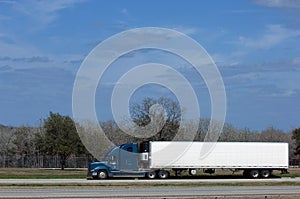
[0,155,91,168]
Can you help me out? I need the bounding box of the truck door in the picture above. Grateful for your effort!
[120,144,138,170]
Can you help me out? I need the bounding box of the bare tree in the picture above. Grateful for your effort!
[218,123,238,142]
[237,128,260,142]
[259,126,289,142]
[0,125,14,167]
[130,97,181,141]
[11,126,37,167]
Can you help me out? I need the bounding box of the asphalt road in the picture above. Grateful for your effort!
[0,186,300,198]
[0,178,300,198]
[0,177,300,185]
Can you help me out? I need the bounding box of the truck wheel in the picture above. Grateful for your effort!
[158,170,169,179]
[249,169,260,178]
[98,170,108,179]
[146,171,157,179]
[189,169,197,176]
[261,170,271,178]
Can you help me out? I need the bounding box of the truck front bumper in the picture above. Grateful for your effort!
[86,169,98,179]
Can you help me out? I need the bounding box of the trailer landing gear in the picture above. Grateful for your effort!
[203,169,215,174]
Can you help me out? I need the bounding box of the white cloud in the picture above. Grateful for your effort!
[238,24,300,49]
[0,0,88,70]
[172,26,199,35]
[211,53,242,67]
[13,0,85,26]
[269,89,296,97]
[254,0,300,8]
[224,63,300,98]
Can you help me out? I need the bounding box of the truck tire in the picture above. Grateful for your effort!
[146,171,157,179]
[249,169,260,178]
[158,170,169,179]
[98,170,108,179]
[260,169,271,178]
[189,169,197,176]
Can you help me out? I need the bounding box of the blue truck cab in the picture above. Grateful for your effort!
[87,143,147,179]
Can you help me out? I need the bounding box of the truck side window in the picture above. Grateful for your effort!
[126,147,133,152]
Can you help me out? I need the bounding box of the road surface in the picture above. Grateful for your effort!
[0,186,300,198]
[0,177,300,185]
[0,178,300,198]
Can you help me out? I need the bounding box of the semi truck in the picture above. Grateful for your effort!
[87,141,289,179]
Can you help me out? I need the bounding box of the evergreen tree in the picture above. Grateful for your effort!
[292,128,300,157]
[35,112,88,169]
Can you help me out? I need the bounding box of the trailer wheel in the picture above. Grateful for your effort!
[98,170,108,179]
[249,169,260,178]
[261,170,271,178]
[158,170,169,179]
[189,169,197,176]
[146,171,157,179]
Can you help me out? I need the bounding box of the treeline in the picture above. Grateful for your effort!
[99,119,298,162]
[0,97,299,169]
[0,117,298,168]
[0,113,92,169]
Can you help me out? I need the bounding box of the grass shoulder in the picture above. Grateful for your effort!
[0,168,86,179]
[0,167,299,179]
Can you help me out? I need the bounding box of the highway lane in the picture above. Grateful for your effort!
[0,186,300,198]
[0,177,300,185]
[0,178,300,198]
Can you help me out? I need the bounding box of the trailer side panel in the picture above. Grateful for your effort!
[149,142,288,169]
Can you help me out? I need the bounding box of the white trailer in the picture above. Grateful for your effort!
[87,141,289,179]
[148,141,289,178]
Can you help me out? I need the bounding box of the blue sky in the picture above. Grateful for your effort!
[0,0,300,131]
